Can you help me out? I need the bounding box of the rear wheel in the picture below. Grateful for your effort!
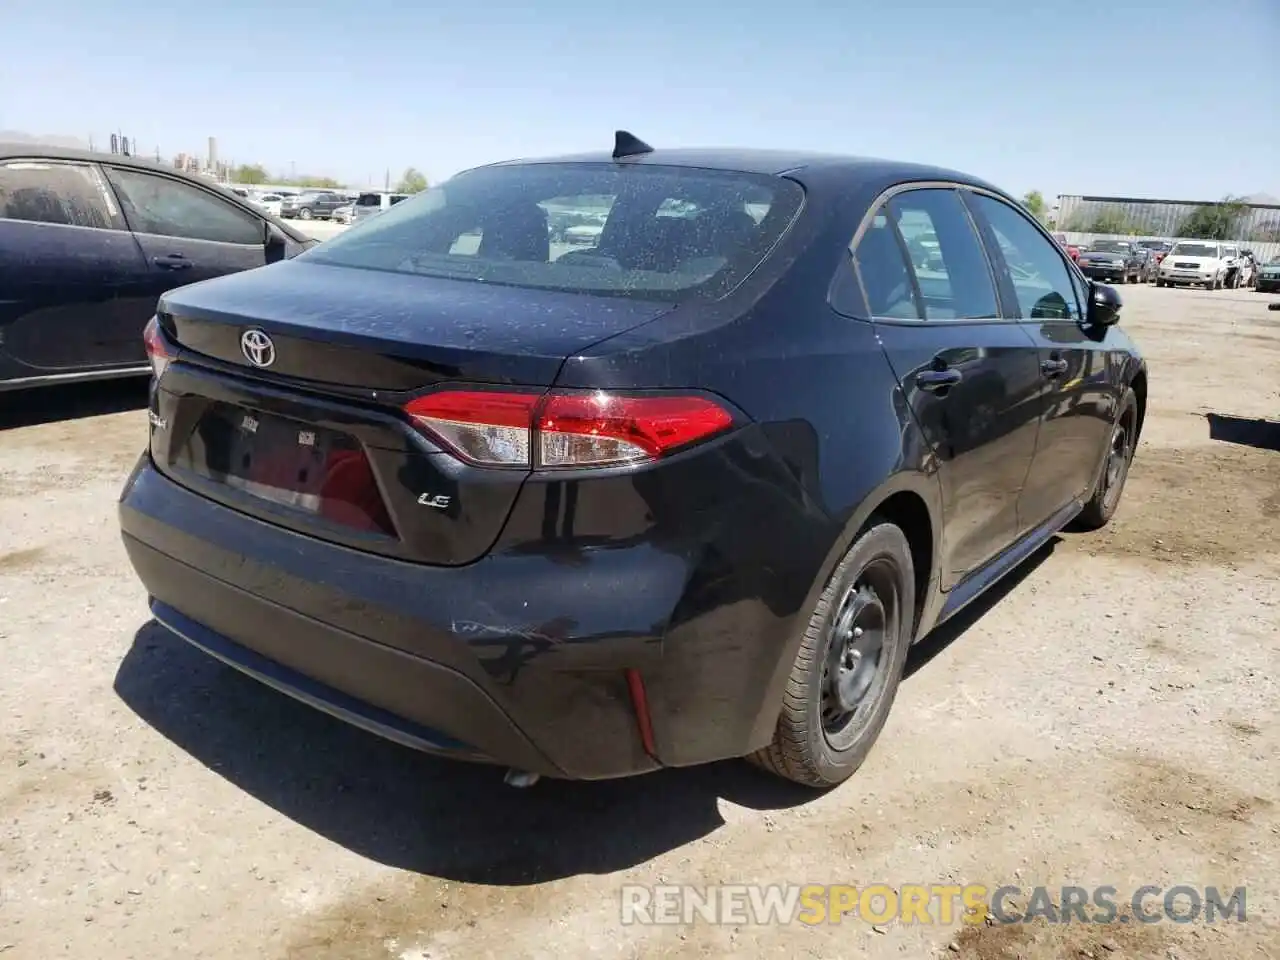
[1072,387,1137,531]
[749,521,915,789]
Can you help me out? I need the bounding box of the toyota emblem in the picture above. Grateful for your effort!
[240,328,276,368]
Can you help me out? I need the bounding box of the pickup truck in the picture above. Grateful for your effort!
[279,191,350,221]
[1076,239,1148,283]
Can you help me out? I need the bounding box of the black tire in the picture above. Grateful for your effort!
[1116,273,1126,284]
[1155,278,1166,288]
[1072,387,1138,532]
[749,520,916,789]
[299,208,314,221]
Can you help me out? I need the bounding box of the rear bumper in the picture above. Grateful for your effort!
[118,450,819,779]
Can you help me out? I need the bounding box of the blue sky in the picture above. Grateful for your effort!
[2,0,1276,200]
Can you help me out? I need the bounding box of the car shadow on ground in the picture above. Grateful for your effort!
[1205,412,1280,453]
[0,378,149,431]
[112,539,1057,885]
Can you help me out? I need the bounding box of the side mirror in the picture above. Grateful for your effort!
[1087,282,1122,327]
[264,221,289,263]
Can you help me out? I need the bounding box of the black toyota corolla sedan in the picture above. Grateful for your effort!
[118,133,1147,789]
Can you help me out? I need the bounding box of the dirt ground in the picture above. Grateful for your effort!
[1,284,1278,959]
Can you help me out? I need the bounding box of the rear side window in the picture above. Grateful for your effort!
[852,213,919,319]
[356,193,383,207]
[968,193,1081,322]
[887,189,999,320]
[302,163,804,302]
[0,160,121,230]
[104,167,264,245]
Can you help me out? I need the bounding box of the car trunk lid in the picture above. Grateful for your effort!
[148,260,674,565]
[158,258,672,390]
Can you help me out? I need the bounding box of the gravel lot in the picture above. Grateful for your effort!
[1,283,1278,959]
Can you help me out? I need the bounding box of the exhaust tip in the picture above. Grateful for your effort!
[503,768,541,789]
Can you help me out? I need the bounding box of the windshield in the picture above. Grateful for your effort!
[1138,240,1169,250]
[301,163,805,302]
[1087,241,1130,253]
[1169,242,1220,258]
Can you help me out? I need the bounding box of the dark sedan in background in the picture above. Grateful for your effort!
[1258,257,1280,293]
[0,145,315,392]
[279,191,349,221]
[119,132,1146,790]
[1076,239,1148,284]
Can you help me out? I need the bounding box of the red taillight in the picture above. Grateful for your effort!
[143,316,172,380]
[405,391,540,466]
[403,389,734,469]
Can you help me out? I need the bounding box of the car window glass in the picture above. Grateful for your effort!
[0,161,121,229]
[968,193,1081,321]
[886,189,999,320]
[303,163,803,303]
[105,167,263,245]
[852,211,919,318]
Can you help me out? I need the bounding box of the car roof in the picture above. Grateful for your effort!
[477,145,1003,192]
[0,142,199,176]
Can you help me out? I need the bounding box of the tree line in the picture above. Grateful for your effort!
[230,164,429,195]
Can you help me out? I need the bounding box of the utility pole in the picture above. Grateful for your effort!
[384,167,390,191]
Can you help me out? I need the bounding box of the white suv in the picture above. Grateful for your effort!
[352,191,411,224]
[1157,241,1228,289]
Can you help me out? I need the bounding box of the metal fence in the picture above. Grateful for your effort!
[1056,195,1280,247]
[1061,232,1280,263]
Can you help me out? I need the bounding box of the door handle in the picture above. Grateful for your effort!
[153,254,193,270]
[1041,358,1069,377]
[915,368,963,392]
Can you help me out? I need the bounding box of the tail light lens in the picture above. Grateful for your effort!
[404,390,734,469]
[143,316,172,380]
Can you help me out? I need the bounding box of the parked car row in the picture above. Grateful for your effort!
[1155,240,1260,290]
[1052,235,1269,292]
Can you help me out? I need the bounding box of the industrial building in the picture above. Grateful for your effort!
[1056,193,1280,242]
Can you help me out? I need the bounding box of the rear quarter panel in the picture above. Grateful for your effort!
[554,176,946,758]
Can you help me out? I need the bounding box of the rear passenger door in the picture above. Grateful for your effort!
[963,191,1117,535]
[101,165,268,298]
[0,158,153,374]
[852,186,1043,590]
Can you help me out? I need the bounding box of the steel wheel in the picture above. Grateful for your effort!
[1100,416,1132,513]
[820,568,898,750]
[749,521,915,788]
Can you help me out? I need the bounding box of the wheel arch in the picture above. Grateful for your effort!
[746,468,944,751]
[1129,366,1148,442]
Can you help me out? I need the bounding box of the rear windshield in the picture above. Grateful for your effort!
[300,163,805,302]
